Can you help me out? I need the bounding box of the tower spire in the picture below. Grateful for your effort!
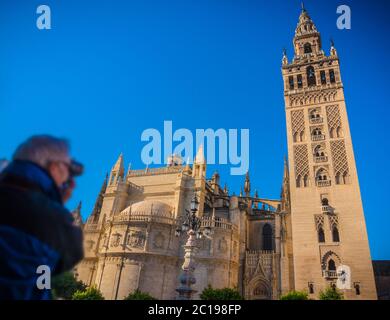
[282,48,289,65]
[194,144,205,164]
[89,174,108,223]
[330,38,337,56]
[109,153,124,184]
[112,153,124,174]
[293,4,322,58]
[192,144,206,178]
[244,171,251,196]
[283,156,289,181]
[71,201,83,227]
[184,157,191,174]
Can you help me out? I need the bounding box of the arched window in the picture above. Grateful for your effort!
[304,43,312,53]
[343,172,349,184]
[310,109,321,120]
[307,66,316,86]
[314,145,325,158]
[312,128,322,136]
[320,70,326,84]
[303,175,309,187]
[332,227,340,242]
[293,132,298,143]
[316,168,328,182]
[289,76,294,90]
[329,69,336,83]
[336,126,342,138]
[329,127,335,139]
[262,224,273,251]
[296,175,301,188]
[297,74,303,88]
[321,198,329,206]
[355,284,361,295]
[328,259,336,271]
[318,227,325,243]
[335,172,341,184]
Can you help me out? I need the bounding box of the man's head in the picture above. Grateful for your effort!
[12,135,82,201]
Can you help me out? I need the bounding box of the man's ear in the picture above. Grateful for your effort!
[47,162,62,187]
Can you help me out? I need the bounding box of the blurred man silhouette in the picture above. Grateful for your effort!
[0,135,84,299]
[0,159,8,173]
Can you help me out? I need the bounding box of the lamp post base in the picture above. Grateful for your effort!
[176,230,198,300]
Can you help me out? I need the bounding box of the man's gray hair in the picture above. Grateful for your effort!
[13,135,70,168]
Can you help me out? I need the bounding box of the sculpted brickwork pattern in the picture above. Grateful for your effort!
[314,215,324,230]
[330,140,349,178]
[291,110,305,141]
[293,144,309,180]
[326,105,341,130]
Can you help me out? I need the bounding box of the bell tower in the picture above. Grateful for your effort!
[281,5,377,299]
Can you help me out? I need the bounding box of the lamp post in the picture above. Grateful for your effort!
[175,194,212,300]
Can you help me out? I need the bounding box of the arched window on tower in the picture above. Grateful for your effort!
[316,168,328,181]
[328,259,336,271]
[329,127,335,139]
[312,128,322,136]
[307,66,316,87]
[293,132,298,143]
[335,172,341,184]
[303,174,309,187]
[355,283,361,295]
[314,145,326,160]
[262,224,273,251]
[310,109,321,120]
[336,126,343,138]
[343,172,349,184]
[296,175,301,188]
[332,226,340,242]
[329,69,336,83]
[299,131,305,142]
[318,227,325,243]
[304,42,312,54]
[289,76,294,90]
[320,70,327,85]
[297,74,303,88]
[316,168,330,186]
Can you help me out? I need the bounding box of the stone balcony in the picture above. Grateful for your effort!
[312,134,325,141]
[321,206,331,213]
[310,117,323,124]
[322,270,338,279]
[201,216,237,232]
[314,155,328,163]
[317,180,331,187]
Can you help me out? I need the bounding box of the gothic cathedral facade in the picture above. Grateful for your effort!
[75,6,377,300]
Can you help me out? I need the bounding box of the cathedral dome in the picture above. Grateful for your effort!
[121,200,174,217]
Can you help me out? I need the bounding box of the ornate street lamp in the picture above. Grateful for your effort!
[175,194,212,300]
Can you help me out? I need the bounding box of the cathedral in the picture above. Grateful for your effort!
[75,6,377,300]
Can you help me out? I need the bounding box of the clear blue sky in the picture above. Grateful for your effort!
[0,0,389,259]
